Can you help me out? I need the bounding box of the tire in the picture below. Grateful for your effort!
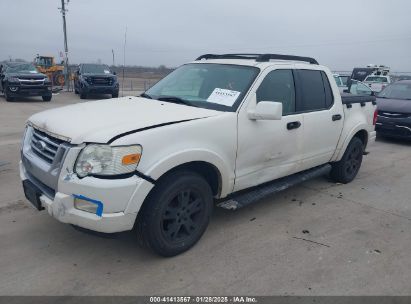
[4,86,13,102]
[42,95,52,102]
[53,71,65,86]
[74,87,79,94]
[80,91,87,99]
[112,92,119,98]
[330,137,364,184]
[136,171,213,257]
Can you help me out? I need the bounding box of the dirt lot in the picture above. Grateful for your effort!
[0,92,410,295]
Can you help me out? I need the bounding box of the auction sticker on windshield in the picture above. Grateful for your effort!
[207,88,241,106]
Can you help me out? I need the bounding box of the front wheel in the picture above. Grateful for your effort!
[136,171,213,257]
[330,137,364,184]
[4,86,13,102]
[42,95,52,102]
[112,91,119,98]
[79,91,87,99]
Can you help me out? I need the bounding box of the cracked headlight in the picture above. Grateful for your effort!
[75,144,142,178]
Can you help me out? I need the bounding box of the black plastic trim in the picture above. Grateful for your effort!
[107,118,205,144]
[341,94,376,104]
[196,53,319,64]
[89,170,156,184]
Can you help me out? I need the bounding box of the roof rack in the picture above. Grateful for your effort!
[195,53,319,65]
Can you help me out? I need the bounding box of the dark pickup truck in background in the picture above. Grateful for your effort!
[74,63,119,99]
[0,62,52,102]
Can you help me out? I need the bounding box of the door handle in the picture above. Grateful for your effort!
[287,121,301,130]
[332,114,342,121]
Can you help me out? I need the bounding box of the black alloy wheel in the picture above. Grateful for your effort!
[136,171,213,257]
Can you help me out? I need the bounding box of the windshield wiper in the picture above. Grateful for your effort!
[157,96,196,107]
[140,92,153,99]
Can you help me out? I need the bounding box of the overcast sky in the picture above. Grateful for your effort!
[1,0,410,71]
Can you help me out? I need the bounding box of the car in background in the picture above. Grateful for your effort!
[333,74,348,93]
[74,63,119,99]
[0,62,52,102]
[348,65,389,87]
[348,80,375,96]
[363,75,391,93]
[375,80,411,139]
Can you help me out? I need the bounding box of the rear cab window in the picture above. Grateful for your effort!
[295,69,334,112]
[364,76,388,83]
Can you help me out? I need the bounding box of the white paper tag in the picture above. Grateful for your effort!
[29,71,37,74]
[104,70,110,74]
[207,88,241,106]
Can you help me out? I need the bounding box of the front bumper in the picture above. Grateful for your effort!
[376,117,411,139]
[7,84,52,97]
[20,131,155,233]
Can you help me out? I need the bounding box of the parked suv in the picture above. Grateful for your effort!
[74,63,119,99]
[0,62,52,102]
[20,54,377,256]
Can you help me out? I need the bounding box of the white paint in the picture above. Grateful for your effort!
[20,59,376,233]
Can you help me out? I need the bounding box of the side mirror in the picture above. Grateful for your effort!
[371,91,375,96]
[112,71,116,75]
[343,89,349,93]
[76,70,80,75]
[248,101,282,120]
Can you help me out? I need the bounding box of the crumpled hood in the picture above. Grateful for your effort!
[28,96,221,144]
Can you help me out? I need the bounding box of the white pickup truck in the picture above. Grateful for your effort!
[363,75,391,93]
[20,54,377,256]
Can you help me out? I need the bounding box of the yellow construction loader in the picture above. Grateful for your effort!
[34,55,65,86]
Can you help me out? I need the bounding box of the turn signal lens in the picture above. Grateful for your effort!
[122,153,141,165]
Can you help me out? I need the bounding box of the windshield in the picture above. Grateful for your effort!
[144,63,259,111]
[365,76,388,83]
[350,80,373,96]
[340,76,349,85]
[6,63,38,73]
[378,83,411,100]
[81,64,111,74]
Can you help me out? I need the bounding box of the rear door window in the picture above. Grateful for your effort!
[295,70,334,112]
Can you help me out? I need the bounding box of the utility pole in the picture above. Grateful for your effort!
[60,0,69,91]
[122,26,127,97]
[112,49,115,67]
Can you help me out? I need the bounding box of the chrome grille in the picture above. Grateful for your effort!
[90,77,113,86]
[18,78,46,86]
[30,128,65,164]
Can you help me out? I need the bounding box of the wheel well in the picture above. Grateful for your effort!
[353,130,368,147]
[159,161,222,197]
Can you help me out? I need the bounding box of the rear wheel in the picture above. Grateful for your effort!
[136,171,213,257]
[112,91,119,98]
[79,91,87,99]
[331,137,364,183]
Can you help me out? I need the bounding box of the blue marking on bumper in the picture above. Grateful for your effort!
[72,194,104,217]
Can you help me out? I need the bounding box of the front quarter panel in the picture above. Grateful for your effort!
[110,112,238,199]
